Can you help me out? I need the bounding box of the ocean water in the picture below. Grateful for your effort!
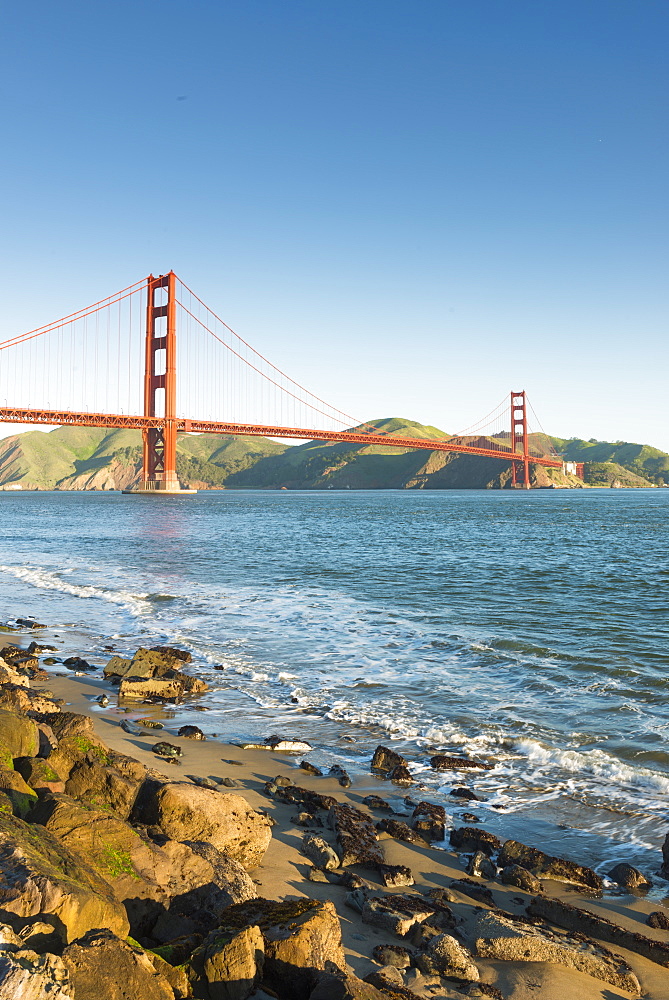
[1,488,668,890]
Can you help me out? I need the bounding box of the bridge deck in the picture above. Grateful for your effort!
[0,407,563,469]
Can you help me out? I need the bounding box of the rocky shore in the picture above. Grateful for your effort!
[0,627,668,998]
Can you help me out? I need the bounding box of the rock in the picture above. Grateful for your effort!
[291,811,322,828]
[415,932,479,981]
[499,864,543,893]
[498,839,603,891]
[121,720,143,735]
[528,895,669,968]
[0,949,72,999]
[376,818,428,847]
[466,851,496,880]
[308,868,330,883]
[0,811,129,943]
[329,765,351,788]
[145,949,191,999]
[133,780,272,869]
[449,786,479,800]
[0,684,61,715]
[411,801,446,841]
[371,745,408,776]
[362,795,392,812]
[186,774,218,789]
[119,674,208,700]
[607,862,652,888]
[0,709,46,765]
[388,765,413,785]
[273,775,292,787]
[28,641,57,653]
[63,929,174,999]
[63,656,93,671]
[309,969,387,1000]
[302,834,341,871]
[0,766,38,817]
[238,736,313,753]
[449,826,501,857]
[178,725,205,740]
[189,923,264,1000]
[0,660,30,689]
[95,694,109,706]
[473,909,640,996]
[329,803,384,868]
[425,886,458,905]
[36,712,108,782]
[363,970,422,998]
[270,784,336,811]
[362,895,437,937]
[430,755,492,771]
[218,777,237,788]
[345,889,370,915]
[216,898,345,1000]
[138,718,164,729]
[15,618,45,629]
[64,746,148,819]
[151,842,257,944]
[647,911,669,930]
[377,864,414,888]
[328,871,369,890]
[371,944,411,969]
[18,919,62,953]
[151,645,192,663]
[450,879,495,906]
[153,741,183,758]
[300,760,323,776]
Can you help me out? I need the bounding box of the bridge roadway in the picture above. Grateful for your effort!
[0,406,563,469]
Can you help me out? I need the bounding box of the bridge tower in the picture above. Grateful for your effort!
[510,391,530,489]
[125,271,195,494]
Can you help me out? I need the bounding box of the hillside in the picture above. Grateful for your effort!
[551,437,669,486]
[0,421,665,490]
[0,427,286,490]
[227,419,583,490]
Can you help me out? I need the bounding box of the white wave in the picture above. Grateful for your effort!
[0,565,152,618]
[513,737,669,794]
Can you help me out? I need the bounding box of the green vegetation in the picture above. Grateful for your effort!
[100,845,139,880]
[1,420,666,490]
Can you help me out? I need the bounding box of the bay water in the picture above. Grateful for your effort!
[1,488,667,891]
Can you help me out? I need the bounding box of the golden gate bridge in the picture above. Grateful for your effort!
[0,272,564,492]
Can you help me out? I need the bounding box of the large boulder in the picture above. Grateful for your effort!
[216,898,345,1000]
[14,757,65,795]
[497,839,603,891]
[0,949,72,999]
[309,971,387,1000]
[133,782,272,869]
[189,924,264,1000]
[64,747,147,819]
[0,766,37,818]
[119,675,207,700]
[0,708,43,757]
[34,713,109,782]
[0,812,129,943]
[62,929,175,1000]
[473,910,640,996]
[0,686,60,715]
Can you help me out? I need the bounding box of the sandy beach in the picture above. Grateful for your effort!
[26,653,669,1000]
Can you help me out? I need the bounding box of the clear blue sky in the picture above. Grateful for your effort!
[1,1,667,448]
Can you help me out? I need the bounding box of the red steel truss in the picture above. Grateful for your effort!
[0,405,563,470]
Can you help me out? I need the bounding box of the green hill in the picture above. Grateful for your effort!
[0,421,665,491]
[550,436,669,486]
[0,426,286,490]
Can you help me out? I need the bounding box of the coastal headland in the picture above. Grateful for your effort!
[0,624,668,998]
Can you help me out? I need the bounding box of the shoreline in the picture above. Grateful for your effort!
[1,625,669,997]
